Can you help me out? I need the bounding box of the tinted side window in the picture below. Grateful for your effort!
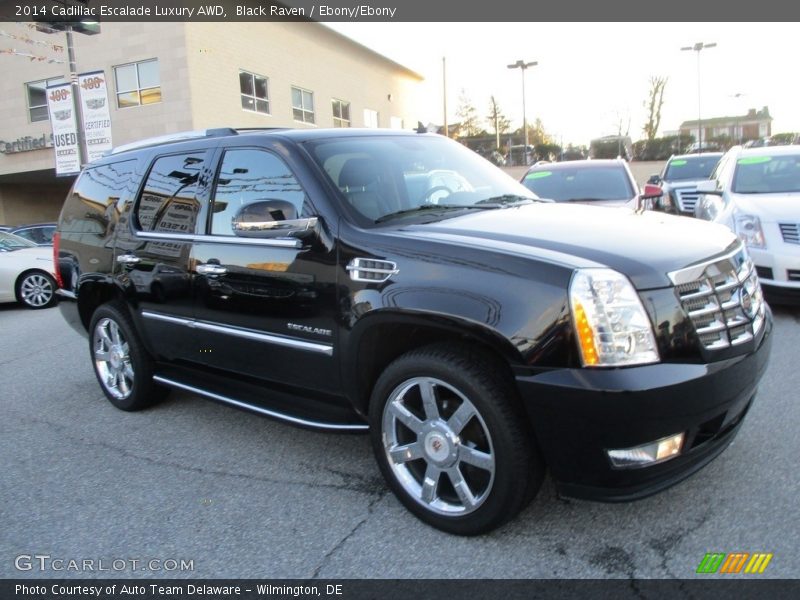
[209,149,309,236]
[61,160,137,233]
[136,152,205,234]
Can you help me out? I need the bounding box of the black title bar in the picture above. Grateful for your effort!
[3,0,800,22]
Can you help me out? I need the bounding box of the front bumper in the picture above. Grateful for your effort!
[750,242,800,296]
[515,313,772,501]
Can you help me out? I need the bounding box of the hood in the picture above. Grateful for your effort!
[666,179,710,189]
[399,203,738,289]
[729,192,800,223]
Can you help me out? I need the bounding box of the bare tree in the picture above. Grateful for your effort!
[643,76,668,141]
[486,96,511,149]
[456,89,481,137]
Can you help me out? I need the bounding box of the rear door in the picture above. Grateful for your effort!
[115,148,213,363]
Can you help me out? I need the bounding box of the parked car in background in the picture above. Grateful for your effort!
[9,222,56,246]
[685,141,721,154]
[648,153,723,216]
[589,135,632,161]
[694,145,800,303]
[520,159,640,208]
[0,231,57,309]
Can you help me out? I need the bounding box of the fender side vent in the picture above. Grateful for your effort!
[346,258,398,283]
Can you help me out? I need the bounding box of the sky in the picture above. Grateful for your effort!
[328,22,800,146]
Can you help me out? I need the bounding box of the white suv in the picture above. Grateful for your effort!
[695,145,800,302]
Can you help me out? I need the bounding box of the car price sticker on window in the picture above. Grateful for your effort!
[78,71,114,163]
[46,83,80,176]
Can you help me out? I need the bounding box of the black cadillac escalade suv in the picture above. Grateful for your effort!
[55,128,772,535]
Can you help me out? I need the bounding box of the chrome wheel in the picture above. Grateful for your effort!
[382,376,495,516]
[20,273,54,308]
[93,317,134,400]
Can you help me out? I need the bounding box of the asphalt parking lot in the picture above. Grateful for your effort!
[2,299,799,579]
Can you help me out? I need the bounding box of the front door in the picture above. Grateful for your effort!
[191,146,340,394]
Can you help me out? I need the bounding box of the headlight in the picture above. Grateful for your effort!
[569,268,660,367]
[734,214,766,249]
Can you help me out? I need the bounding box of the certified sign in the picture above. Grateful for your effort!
[78,71,113,163]
[46,83,80,176]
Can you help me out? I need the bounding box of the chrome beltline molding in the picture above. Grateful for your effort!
[142,311,333,356]
[136,230,301,248]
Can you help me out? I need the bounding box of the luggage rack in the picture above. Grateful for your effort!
[109,127,288,155]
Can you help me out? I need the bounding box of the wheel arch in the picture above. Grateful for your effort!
[75,275,129,332]
[343,310,523,416]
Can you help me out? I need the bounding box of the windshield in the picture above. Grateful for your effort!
[521,165,635,202]
[663,155,722,181]
[732,154,800,194]
[0,231,37,251]
[304,135,535,224]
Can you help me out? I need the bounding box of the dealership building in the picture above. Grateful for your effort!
[0,21,423,225]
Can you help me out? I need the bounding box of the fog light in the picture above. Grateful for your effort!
[607,433,685,469]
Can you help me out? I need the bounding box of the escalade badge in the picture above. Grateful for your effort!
[287,323,332,337]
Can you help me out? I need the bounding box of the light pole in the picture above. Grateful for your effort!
[681,42,716,154]
[507,59,537,165]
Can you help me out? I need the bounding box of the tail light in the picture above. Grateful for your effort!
[52,231,63,289]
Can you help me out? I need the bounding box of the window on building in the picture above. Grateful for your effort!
[332,99,351,128]
[240,70,270,114]
[390,116,404,130]
[26,77,65,122]
[210,149,310,236]
[291,87,315,124]
[114,59,161,108]
[364,109,379,129]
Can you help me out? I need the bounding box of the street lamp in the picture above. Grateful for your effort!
[681,42,716,154]
[507,59,538,165]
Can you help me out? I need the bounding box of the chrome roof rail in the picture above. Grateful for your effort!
[110,128,238,155]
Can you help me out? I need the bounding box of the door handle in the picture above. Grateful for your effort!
[196,263,227,275]
[116,253,141,265]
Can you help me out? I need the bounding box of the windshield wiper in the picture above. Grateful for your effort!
[374,203,493,224]
[475,194,539,206]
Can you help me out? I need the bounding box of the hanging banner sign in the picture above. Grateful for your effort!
[46,82,80,176]
[78,70,113,162]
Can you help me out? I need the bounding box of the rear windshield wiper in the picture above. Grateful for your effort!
[374,203,493,224]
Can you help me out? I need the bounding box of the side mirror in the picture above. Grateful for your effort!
[231,200,318,240]
[647,174,661,185]
[695,180,722,195]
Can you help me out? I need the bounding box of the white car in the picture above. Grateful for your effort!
[695,145,800,302]
[0,231,58,309]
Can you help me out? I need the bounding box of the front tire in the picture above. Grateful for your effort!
[16,271,57,309]
[369,344,543,535]
[89,302,168,411]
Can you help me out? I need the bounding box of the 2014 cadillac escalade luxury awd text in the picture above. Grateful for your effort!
[55,129,772,535]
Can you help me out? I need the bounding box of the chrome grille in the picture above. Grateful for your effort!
[674,189,701,214]
[779,222,799,244]
[670,245,766,351]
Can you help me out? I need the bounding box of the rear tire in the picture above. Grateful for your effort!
[369,343,544,535]
[89,302,169,411]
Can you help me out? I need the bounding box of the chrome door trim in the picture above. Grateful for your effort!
[141,311,333,356]
[153,375,368,431]
[135,230,302,248]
